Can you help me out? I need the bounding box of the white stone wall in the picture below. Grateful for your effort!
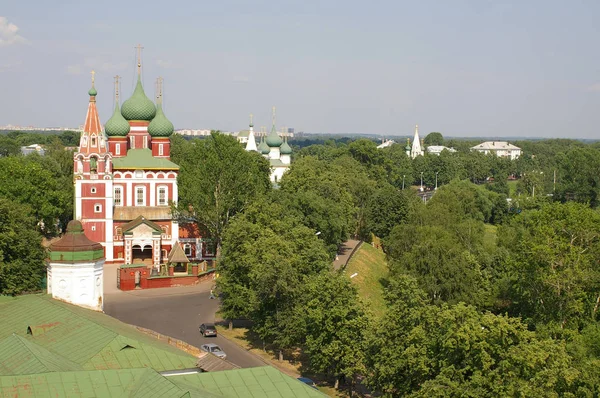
[47,260,104,311]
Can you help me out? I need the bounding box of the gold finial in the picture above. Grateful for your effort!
[158,76,163,99]
[135,44,144,75]
[114,75,121,102]
[91,70,96,86]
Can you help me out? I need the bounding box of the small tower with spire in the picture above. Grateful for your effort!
[74,70,115,259]
[266,106,283,159]
[245,113,258,152]
[405,138,411,157]
[411,124,424,159]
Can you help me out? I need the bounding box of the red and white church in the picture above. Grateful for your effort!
[73,64,212,268]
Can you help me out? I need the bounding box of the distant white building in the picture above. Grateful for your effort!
[21,144,45,156]
[377,139,395,149]
[471,141,521,160]
[426,145,456,155]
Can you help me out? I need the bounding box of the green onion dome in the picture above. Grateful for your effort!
[88,85,97,97]
[105,102,130,137]
[280,137,292,154]
[148,103,174,137]
[266,125,283,147]
[121,76,157,121]
[405,139,411,151]
[258,136,270,154]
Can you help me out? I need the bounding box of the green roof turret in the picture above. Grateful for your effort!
[148,77,174,137]
[88,70,97,97]
[265,106,282,147]
[258,134,270,154]
[280,135,292,154]
[105,76,130,137]
[405,138,411,151]
[121,75,157,121]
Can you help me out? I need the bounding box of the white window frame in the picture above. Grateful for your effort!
[135,186,146,206]
[130,136,135,149]
[91,187,96,194]
[94,204,102,213]
[116,144,121,155]
[157,185,167,206]
[159,144,164,156]
[184,244,192,257]
[143,136,148,148]
[114,186,123,206]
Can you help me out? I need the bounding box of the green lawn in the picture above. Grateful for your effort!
[344,242,388,319]
[483,224,498,251]
[508,180,518,198]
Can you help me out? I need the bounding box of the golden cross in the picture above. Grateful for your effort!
[158,76,163,98]
[91,70,96,85]
[135,44,144,74]
[272,106,276,126]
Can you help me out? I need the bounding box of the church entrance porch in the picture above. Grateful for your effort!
[132,245,153,265]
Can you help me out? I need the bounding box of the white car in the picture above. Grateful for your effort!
[201,343,227,360]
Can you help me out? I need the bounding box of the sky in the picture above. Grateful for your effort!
[1,0,600,138]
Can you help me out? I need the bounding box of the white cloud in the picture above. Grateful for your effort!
[0,17,27,47]
[586,83,600,92]
[156,59,180,69]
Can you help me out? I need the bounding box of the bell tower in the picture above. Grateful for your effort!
[74,70,114,260]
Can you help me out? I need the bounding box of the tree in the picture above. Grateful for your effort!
[217,199,330,342]
[294,272,369,392]
[498,202,600,331]
[0,155,73,237]
[423,132,444,146]
[0,199,46,295]
[365,184,416,239]
[174,132,271,253]
[0,136,20,157]
[367,276,589,397]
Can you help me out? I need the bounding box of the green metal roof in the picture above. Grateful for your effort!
[121,75,157,121]
[0,295,197,373]
[170,366,325,397]
[112,148,180,170]
[0,368,198,398]
[105,101,131,137]
[0,334,82,376]
[266,125,282,147]
[148,103,175,137]
[269,159,288,167]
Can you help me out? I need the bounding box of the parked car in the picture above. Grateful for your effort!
[201,343,227,359]
[199,323,217,337]
[297,377,318,389]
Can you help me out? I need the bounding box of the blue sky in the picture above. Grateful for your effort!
[1,0,599,138]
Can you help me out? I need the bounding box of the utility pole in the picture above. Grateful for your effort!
[420,172,424,192]
[435,171,439,190]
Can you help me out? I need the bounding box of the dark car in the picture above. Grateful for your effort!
[297,377,318,389]
[199,323,217,337]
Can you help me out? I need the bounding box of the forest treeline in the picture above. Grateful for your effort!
[3,130,600,395]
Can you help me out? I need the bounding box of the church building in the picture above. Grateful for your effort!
[73,52,210,267]
[246,108,292,183]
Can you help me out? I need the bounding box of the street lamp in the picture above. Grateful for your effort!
[435,171,439,190]
[402,175,405,190]
[420,172,424,192]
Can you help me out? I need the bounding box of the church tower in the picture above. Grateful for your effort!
[74,71,114,259]
[245,114,258,152]
[410,124,424,159]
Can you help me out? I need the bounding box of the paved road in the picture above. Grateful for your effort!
[332,239,361,270]
[103,264,266,369]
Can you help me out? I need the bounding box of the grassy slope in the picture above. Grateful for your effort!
[344,242,388,319]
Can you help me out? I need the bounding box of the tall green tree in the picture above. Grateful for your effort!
[0,199,46,295]
[423,132,444,146]
[174,132,271,253]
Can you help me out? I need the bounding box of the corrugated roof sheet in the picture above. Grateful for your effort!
[0,295,197,374]
[170,367,325,397]
[113,148,180,170]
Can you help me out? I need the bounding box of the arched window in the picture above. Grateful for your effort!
[157,186,167,206]
[91,135,97,147]
[90,156,98,172]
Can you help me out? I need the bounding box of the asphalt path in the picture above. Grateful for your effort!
[103,266,266,369]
